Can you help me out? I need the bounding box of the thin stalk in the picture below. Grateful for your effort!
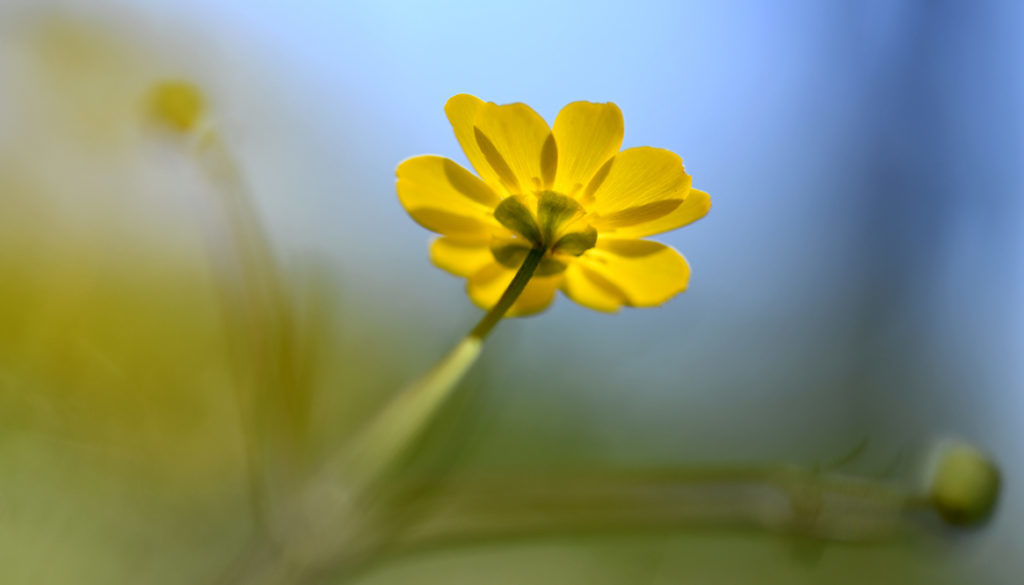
[343,246,547,485]
[308,464,930,585]
[214,247,549,585]
[189,128,276,533]
[469,247,545,340]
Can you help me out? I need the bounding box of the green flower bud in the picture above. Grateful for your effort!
[929,442,1000,527]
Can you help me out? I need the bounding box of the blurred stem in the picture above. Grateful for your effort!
[342,246,546,487]
[328,465,926,581]
[396,467,923,543]
[216,248,548,585]
[192,128,311,532]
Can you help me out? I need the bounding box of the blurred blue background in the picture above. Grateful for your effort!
[1,0,1022,583]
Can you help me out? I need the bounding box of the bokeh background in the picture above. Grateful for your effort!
[0,0,1021,583]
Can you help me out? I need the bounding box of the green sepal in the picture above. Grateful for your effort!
[537,191,584,244]
[552,225,598,256]
[494,196,542,244]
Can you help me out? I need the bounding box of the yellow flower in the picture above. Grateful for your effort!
[397,95,710,316]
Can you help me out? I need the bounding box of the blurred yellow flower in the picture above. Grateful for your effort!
[397,95,710,316]
[149,80,206,132]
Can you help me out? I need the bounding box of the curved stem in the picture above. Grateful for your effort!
[216,248,549,585]
[342,245,546,486]
[469,247,545,340]
[193,129,301,533]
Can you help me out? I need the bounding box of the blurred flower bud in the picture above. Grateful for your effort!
[149,80,205,132]
[928,441,1000,527]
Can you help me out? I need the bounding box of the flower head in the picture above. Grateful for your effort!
[397,95,710,316]
[149,80,206,133]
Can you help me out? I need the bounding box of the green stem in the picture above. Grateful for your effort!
[469,246,545,340]
[217,247,550,585]
[326,465,923,583]
[341,245,546,486]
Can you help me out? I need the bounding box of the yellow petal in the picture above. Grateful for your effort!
[396,155,501,236]
[583,147,692,225]
[445,94,505,191]
[601,188,711,238]
[467,263,561,317]
[588,199,684,232]
[561,263,627,313]
[552,101,623,196]
[430,236,495,278]
[579,239,690,307]
[472,101,556,195]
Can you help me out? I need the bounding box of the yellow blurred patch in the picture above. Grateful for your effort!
[149,81,205,132]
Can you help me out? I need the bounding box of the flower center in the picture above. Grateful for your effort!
[490,191,597,275]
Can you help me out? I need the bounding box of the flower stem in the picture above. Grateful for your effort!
[217,247,549,585]
[342,245,546,486]
[469,246,545,340]
[193,128,307,534]
[328,465,923,581]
